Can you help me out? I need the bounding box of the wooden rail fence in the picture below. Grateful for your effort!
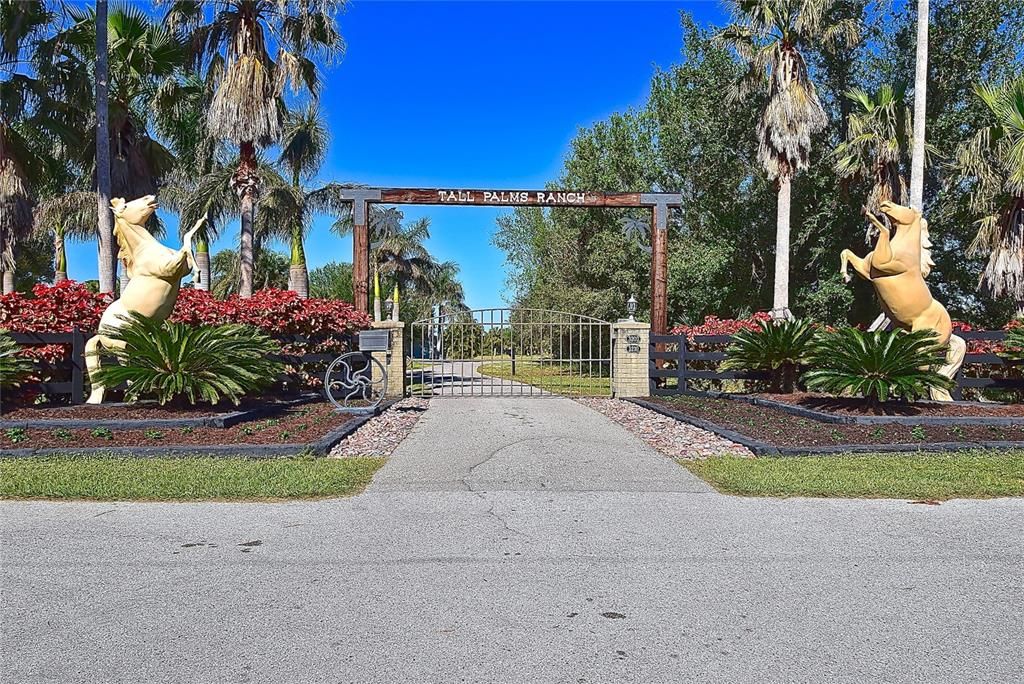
[6,331,355,405]
[650,330,1023,399]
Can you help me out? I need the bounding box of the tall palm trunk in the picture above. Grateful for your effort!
[772,173,792,318]
[54,226,67,283]
[233,141,258,298]
[288,171,308,298]
[194,237,210,291]
[289,225,308,298]
[2,269,13,294]
[909,0,929,211]
[95,0,116,295]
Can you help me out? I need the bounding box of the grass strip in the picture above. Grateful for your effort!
[0,454,385,502]
[682,451,1024,500]
[477,361,610,396]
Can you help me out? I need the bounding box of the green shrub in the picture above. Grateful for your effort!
[0,331,33,389]
[91,312,283,406]
[998,326,1024,362]
[803,328,953,405]
[4,427,28,443]
[91,427,113,440]
[720,319,815,393]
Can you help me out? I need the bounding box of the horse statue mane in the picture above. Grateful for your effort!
[839,200,965,401]
[85,195,205,404]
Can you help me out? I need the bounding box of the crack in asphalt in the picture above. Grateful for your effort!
[475,491,533,541]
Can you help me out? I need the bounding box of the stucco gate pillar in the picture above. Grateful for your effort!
[611,319,650,398]
[371,320,407,398]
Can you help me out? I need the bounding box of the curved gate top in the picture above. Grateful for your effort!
[409,307,612,397]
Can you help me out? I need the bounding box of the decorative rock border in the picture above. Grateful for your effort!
[627,398,1024,456]
[674,390,1024,427]
[0,394,324,431]
[0,399,400,460]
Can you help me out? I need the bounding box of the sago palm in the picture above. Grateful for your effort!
[953,77,1024,310]
[803,328,952,406]
[166,0,345,299]
[721,318,815,393]
[91,311,282,406]
[716,0,859,318]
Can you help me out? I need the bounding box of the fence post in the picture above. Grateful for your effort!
[71,326,85,405]
[678,335,687,394]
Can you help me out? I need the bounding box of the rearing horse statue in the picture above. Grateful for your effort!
[840,200,966,401]
[85,195,205,404]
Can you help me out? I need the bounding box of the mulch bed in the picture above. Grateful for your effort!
[0,395,310,421]
[648,395,1024,448]
[1,402,350,450]
[757,392,1024,417]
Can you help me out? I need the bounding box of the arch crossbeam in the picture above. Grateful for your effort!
[342,187,682,334]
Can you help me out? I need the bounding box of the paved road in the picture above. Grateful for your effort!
[2,397,1022,683]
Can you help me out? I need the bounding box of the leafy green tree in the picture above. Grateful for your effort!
[715,0,859,319]
[166,0,345,298]
[309,261,353,301]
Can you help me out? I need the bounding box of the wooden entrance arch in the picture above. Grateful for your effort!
[338,187,681,335]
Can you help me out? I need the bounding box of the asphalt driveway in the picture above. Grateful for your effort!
[2,397,1022,683]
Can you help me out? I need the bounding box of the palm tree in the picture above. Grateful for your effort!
[163,162,239,292]
[156,74,225,291]
[211,246,289,298]
[0,0,56,293]
[716,0,859,318]
[834,84,913,236]
[36,4,184,289]
[166,0,345,299]
[277,103,328,297]
[908,0,929,211]
[954,77,1024,311]
[33,191,96,282]
[334,207,439,296]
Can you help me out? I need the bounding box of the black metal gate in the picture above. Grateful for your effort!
[409,308,612,397]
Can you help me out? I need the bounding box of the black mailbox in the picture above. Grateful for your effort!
[358,329,391,352]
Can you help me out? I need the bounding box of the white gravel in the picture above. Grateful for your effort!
[330,398,429,458]
[576,397,752,459]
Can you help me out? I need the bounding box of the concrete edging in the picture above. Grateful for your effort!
[626,397,1024,457]
[671,389,1024,427]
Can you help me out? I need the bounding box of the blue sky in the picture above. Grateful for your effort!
[66,0,729,309]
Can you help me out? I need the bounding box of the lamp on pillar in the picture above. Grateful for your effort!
[384,296,394,321]
[626,294,637,322]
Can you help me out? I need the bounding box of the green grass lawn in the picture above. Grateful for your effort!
[682,451,1024,500]
[0,455,385,502]
[477,360,610,396]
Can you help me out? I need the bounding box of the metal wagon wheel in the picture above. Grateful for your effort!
[324,351,388,412]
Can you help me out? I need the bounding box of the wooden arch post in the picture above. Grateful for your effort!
[342,187,680,332]
[338,188,382,314]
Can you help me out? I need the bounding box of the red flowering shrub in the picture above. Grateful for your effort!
[670,312,773,341]
[0,281,110,369]
[169,288,371,388]
[169,287,369,337]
